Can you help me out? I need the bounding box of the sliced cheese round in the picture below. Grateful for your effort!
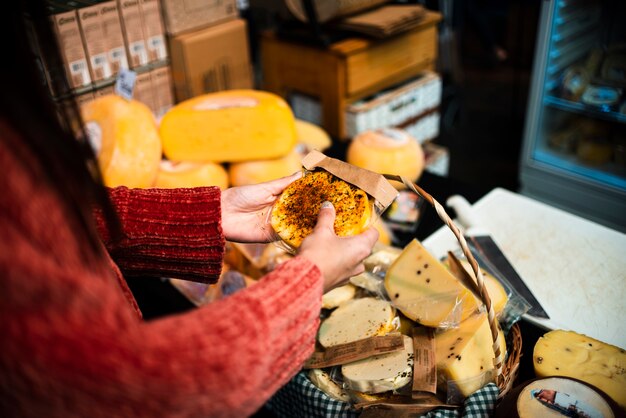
[308,369,351,402]
[347,128,425,189]
[322,284,357,310]
[349,272,385,295]
[154,160,229,190]
[295,119,332,151]
[81,94,161,188]
[160,90,297,163]
[318,297,395,348]
[341,334,413,394]
[456,259,509,316]
[228,148,302,187]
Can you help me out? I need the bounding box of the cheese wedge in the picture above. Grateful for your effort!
[317,297,395,348]
[447,258,509,316]
[342,335,414,394]
[533,329,626,410]
[322,284,357,310]
[228,148,302,187]
[308,369,351,402]
[154,160,229,190]
[435,312,506,397]
[385,239,478,327]
[160,90,297,162]
[81,94,161,188]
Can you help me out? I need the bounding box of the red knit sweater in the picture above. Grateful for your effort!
[0,122,324,417]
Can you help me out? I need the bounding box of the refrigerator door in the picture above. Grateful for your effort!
[520,0,626,232]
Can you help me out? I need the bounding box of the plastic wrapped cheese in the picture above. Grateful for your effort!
[154,160,229,190]
[228,148,302,187]
[160,90,297,163]
[81,94,161,188]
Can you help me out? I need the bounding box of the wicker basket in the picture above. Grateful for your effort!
[268,177,523,416]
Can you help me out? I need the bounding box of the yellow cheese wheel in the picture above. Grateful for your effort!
[81,94,162,188]
[160,90,297,163]
[228,148,302,187]
[347,128,425,189]
[295,119,332,151]
[154,160,229,190]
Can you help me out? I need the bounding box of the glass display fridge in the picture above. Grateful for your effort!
[519,0,626,232]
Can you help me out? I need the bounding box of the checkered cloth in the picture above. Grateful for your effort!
[266,372,499,418]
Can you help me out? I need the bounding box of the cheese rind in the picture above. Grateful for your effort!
[81,94,161,188]
[533,329,626,410]
[435,312,506,397]
[159,90,297,162]
[154,160,229,190]
[341,335,414,393]
[317,297,395,348]
[228,148,302,187]
[385,239,478,327]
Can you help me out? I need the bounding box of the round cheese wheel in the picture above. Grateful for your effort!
[81,94,161,188]
[228,148,302,187]
[295,119,332,151]
[347,128,425,189]
[154,160,229,190]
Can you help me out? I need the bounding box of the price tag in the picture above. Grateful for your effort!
[115,68,137,100]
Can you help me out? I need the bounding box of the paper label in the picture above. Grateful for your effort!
[304,333,404,369]
[115,68,137,100]
[411,327,437,395]
[301,150,399,211]
[84,121,102,156]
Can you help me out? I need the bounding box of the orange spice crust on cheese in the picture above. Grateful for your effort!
[270,170,371,248]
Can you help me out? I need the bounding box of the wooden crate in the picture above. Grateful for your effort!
[261,11,441,139]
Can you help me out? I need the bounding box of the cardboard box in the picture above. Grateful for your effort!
[169,18,253,101]
[139,0,167,63]
[134,70,155,113]
[117,0,149,68]
[160,0,238,36]
[50,10,92,90]
[77,1,128,82]
[423,142,449,177]
[151,66,175,117]
[95,83,115,97]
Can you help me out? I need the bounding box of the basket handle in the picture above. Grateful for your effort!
[383,174,505,387]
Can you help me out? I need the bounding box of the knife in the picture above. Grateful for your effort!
[447,195,550,319]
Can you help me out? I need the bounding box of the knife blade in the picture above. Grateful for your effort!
[447,195,550,319]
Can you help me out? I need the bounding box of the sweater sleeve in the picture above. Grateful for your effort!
[95,186,225,283]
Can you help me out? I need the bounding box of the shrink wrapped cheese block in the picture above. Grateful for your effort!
[385,239,478,327]
[321,284,357,310]
[160,90,297,163]
[228,148,302,187]
[81,94,161,188]
[317,297,396,348]
[449,259,509,316]
[342,335,414,394]
[347,128,425,189]
[154,160,229,190]
[308,369,351,402]
[533,329,626,410]
[295,119,332,151]
[435,312,506,397]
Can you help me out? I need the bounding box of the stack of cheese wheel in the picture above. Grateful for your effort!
[347,128,425,189]
[81,94,162,188]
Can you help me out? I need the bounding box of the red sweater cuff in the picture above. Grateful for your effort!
[95,186,225,283]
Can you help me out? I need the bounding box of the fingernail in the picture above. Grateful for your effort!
[321,201,333,209]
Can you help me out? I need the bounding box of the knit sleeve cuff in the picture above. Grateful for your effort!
[96,186,225,283]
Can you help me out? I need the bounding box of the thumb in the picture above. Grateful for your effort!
[314,201,336,232]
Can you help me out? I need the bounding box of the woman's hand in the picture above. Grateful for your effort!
[221,172,302,243]
[298,202,379,292]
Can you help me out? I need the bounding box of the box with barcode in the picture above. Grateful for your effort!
[151,66,175,118]
[77,1,128,83]
[50,9,92,91]
[134,70,156,113]
[139,0,168,64]
[160,0,238,36]
[118,0,149,68]
[344,71,441,139]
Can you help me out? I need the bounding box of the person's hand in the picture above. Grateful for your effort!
[221,172,302,243]
[298,202,379,292]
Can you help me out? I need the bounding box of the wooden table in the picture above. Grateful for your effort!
[260,11,442,139]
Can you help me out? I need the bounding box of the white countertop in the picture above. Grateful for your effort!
[422,188,626,349]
